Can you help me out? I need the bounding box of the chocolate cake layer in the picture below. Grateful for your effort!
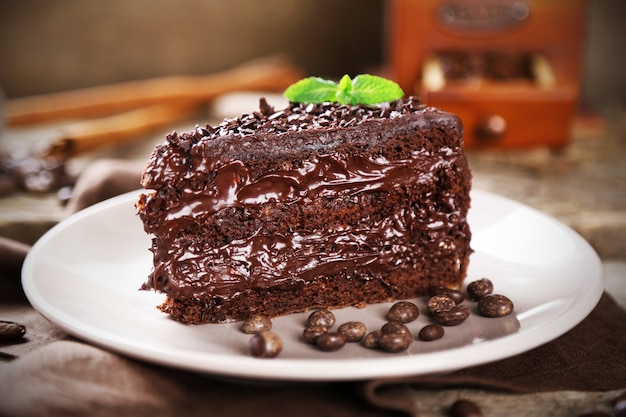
[137,97,472,323]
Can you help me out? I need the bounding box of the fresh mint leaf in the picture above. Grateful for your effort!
[336,74,353,105]
[283,77,338,104]
[347,74,404,105]
[284,74,404,106]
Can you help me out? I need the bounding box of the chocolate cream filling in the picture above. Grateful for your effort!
[145,149,464,299]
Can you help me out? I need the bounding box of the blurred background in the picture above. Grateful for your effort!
[0,0,624,112]
[0,0,384,98]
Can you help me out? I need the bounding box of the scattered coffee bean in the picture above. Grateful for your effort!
[378,332,412,353]
[427,294,456,314]
[302,325,328,344]
[449,398,483,417]
[242,276,514,357]
[315,332,347,351]
[0,320,26,341]
[467,278,494,300]
[361,331,382,349]
[578,412,610,417]
[307,309,336,328]
[337,321,367,342]
[418,324,445,341]
[387,301,419,323]
[477,294,514,318]
[429,285,465,304]
[433,305,470,326]
[381,321,412,337]
[241,315,272,334]
[249,332,283,358]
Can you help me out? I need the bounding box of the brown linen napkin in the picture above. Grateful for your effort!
[0,341,397,417]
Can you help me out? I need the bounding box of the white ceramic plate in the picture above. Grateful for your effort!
[22,189,603,381]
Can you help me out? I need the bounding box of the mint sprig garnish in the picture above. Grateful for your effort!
[284,74,404,106]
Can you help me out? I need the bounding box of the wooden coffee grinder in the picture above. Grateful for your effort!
[388,0,587,149]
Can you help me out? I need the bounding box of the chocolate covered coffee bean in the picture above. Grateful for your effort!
[307,309,336,328]
[337,321,367,342]
[387,301,419,323]
[477,294,514,318]
[433,305,470,326]
[315,332,347,351]
[361,331,382,349]
[467,278,494,300]
[378,332,412,353]
[302,325,328,344]
[427,294,456,314]
[249,332,283,358]
[0,320,26,341]
[381,321,412,337]
[418,324,445,341]
[241,315,272,334]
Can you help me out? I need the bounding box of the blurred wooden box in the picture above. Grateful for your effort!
[388,0,587,149]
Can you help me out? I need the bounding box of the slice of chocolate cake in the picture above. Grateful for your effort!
[136,96,472,323]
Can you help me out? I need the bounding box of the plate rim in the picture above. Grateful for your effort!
[21,189,604,381]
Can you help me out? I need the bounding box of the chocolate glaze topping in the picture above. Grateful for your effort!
[138,97,471,301]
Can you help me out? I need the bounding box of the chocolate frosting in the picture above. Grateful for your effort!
[138,98,471,301]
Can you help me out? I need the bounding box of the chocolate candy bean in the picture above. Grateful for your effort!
[0,320,26,341]
[433,305,470,326]
[427,294,456,314]
[302,325,328,344]
[378,332,412,353]
[361,331,382,349]
[315,332,347,351]
[337,321,367,342]
[381,321,412,337]
[477,294,514,318]
[418,324,445,341]
[387,301,419,323]
[249,332,283,358]
[241,314,272,334]
[467,278,494,300]
[307,309,336,328]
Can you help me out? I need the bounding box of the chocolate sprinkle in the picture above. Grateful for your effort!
[167,97,425,149]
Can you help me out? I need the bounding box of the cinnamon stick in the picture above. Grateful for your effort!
[6,55,302,126]
[45,103,197,158]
